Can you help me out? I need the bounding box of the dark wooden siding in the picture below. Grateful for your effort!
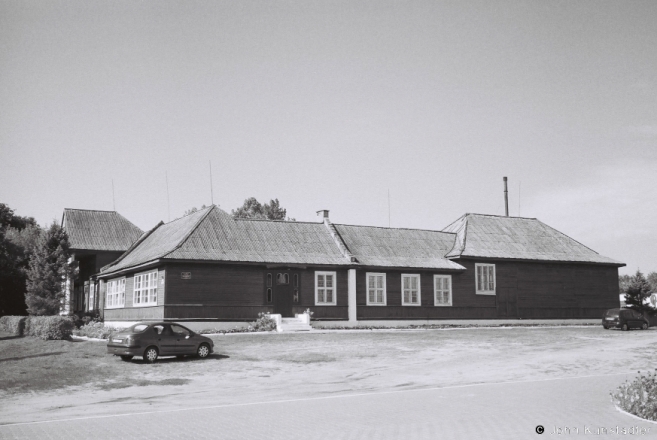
[104,306,164,321]
[356,268,496,320]
[454,259,619,319]
[163,264,348,321]
[356,261,620,320]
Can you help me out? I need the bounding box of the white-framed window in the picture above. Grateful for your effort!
[105,278,126,308]
[402,274,421,306]
[366,273,386,305]
[475,263,496,295]
[434,275,452,306]
[315,271,337,305]
[134,270,158,306]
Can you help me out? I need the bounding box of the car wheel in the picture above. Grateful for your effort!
[197,343,210,359]
[144,346,159,363]
[621,323,629,331]
[642,322,649,330]
[602,325,608,330]
[120,355,133,361]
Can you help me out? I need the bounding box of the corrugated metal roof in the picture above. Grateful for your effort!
[101,206,351,274]
[63,209,143,251]
[442,213,624,265]
[334,224,465,270]
[167,208,351,265]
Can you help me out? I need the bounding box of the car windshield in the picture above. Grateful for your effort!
[605,310,619,317]
[131,324,149,333]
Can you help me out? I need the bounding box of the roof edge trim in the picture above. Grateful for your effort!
[100,220,165,273]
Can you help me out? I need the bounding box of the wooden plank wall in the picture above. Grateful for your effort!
[356,268,496,320]
[356,261,620,320]
[104,306,165,320]
[164,264,349,321]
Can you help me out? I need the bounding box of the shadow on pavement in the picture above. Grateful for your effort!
[128,354,230,364]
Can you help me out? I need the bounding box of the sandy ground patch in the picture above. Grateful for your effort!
[1,326,655,424]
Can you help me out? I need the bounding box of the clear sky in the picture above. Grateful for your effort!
[1,0,655,275]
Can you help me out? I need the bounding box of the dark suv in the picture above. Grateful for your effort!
[602,308,649,331]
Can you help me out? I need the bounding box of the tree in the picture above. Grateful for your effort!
[24,221,72,316]
[619,274,632,294]
[232,198,290,221]
[647,271,657,293]
[0,203,39,316]
[624,270,655,314]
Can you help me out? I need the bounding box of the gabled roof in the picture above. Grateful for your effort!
[62,209,143,252]
[333,224,465,270]
[442,213,624,266]
[101,206,351,274]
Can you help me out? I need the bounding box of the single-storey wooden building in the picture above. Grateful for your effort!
[62,209,143,314]
[91,205,624,325]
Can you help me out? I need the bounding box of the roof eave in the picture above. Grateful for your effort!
[448,255,625,267]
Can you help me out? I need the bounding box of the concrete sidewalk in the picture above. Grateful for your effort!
[1,373,655,440]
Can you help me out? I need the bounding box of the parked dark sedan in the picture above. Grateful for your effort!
[602,308,649,331]
[107,322,214,362]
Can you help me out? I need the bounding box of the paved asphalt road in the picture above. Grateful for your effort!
[1,372,655,440]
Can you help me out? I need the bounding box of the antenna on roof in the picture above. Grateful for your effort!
[165,171,171,222]
[503,177,509,217]
[209,160,214,205]
[112,179,116,211]
[518,181,521,217]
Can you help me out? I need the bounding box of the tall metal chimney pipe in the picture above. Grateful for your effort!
[503,177,509,217]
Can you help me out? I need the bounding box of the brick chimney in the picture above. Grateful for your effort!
[316,210,330,220]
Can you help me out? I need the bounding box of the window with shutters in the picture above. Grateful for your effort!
[434,275,452,306]
[315,271,337,305]
[401,274,421,306]
[366,273,386,305]
[475,263,496,295]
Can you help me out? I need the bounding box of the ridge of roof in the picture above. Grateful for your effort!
[334,222,457,235]
[160,205,216,259]
[64,208,118,213]
[100,221,165,272]
[234,217,323,225]
[463,213,538,221]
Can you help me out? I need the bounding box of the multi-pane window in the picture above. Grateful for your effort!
[434,275,452,306]
[366,273,386,305]
[475,263,496,295]
[106,278,126,308]
[134,270,158,306]
[402,274,421,305]
[315,271,337,305]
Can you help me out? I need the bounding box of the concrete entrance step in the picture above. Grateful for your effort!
[279,316,312,332]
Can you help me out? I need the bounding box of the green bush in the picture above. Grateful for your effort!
[0,316,27,335]
[72,311,102,328]
[611,370,657,421]
[249,312,277,332]
[25,316,75,340]
[72,321,116,339]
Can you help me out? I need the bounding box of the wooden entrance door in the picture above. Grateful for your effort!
[273,271,298,317]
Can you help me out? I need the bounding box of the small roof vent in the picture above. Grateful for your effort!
[316,210,329,219]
